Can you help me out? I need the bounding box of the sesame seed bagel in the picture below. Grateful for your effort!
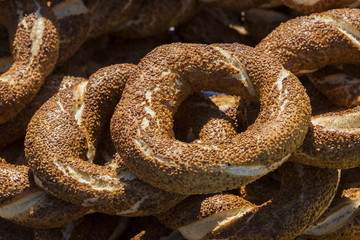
[256,8,360,76]
[111,42,311,195]
[0,0,59,124]
[25,64,184,215]
[301,168,360,240]
[157,163,340,240]
[292,106,360,169]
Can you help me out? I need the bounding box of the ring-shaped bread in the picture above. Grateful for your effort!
[25,64,184,215]
[256,8,360,107]
[0,0,59,124]
[111,43,311,195]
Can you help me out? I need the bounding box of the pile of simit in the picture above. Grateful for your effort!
[0,0,359,239]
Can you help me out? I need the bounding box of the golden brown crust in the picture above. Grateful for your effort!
[111,42,310,195]
[256,8,360,76]
[0,0,59,124]
[25,64,184,216]
[157,194,255,230]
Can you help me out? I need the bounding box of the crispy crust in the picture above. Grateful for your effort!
[111,42,310,195]
[25,64,184,215]
[256,9,360,76]
[0,0,59,124]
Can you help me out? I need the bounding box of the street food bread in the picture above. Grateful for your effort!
[25,64,184,215]
[111,42,311,195]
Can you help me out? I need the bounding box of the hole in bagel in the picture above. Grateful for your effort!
[173,91,260,143]
[0,25,12,74]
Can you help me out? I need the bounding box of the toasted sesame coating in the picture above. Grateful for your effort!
[0,0,59,124]
[25,64,184,215]
[111,42,311,195]
[256,9,360,76]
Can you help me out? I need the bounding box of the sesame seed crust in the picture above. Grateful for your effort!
[25,64,184,216]
[111,42,311,195]
[0,0,59,124]
[256,9,360,76]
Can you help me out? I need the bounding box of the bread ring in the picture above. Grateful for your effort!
[25,64,184,215]
[0,0,59,124]
[0,141,89,229]
[256,9,360,76]
[111,42,310,195]
[301,168,360,239]
[157,163,340,240]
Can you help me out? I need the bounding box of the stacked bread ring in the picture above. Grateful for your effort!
[0,1,360,240]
